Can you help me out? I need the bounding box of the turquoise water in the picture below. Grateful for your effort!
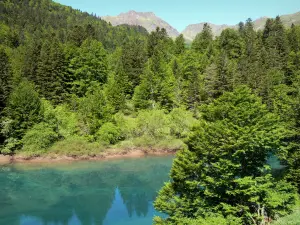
[0,156,174,225]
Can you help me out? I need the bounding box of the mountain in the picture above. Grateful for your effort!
[182,11,300,41]
[182,23,236,41]
[102,10,180,38]
[103,10,300,41]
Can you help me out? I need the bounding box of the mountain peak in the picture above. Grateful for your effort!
[102,11,179,38]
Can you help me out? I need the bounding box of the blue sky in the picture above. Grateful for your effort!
[54,0,300,31]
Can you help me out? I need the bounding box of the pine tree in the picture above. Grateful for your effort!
[105,60,127,112]
[205,51,236,98]
[288,24,300,53]
[133,49,177,110]
[22,31,42,83]
[147,27,169,57]
[36,37,67,103]
[262,17,289,71]
[180,50,206,109]
[174,34,185,55]
[238,18,261,87]
[121,37,147,94]
[0,47,12,111]
[192,23,213,54]
[219,28,244,60]
[68,25,86,47]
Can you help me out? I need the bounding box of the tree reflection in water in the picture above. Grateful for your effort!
[0,156,173,225]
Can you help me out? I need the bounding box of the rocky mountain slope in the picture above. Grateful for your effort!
[182,11,300,41]
[103,10,300,41]
[102,10,180,38]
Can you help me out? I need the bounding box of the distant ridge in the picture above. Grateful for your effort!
[103,11,300,41]
[182,11,300,41]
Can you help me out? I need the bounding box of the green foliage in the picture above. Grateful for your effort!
[48,136,105,157]
[168,107,197,138]
[192,23,213,54]
[96,122,120,145]
[0,46,12,111]
[174,34,186,55]
[0,2,299,223]
[133,57,177,111]
[219,28,244,59]
[154,214,242,225]
[180,50,207,108]
[154,87,297,224]
[75,87,112,135]
[114,109,191,150]
[120,37,147,93]
[69,39,108,96]
[4,81,42,140]
[22,122,58,151]
[42,100,80,138]
[135,110,170,139]
[36,38,67,103]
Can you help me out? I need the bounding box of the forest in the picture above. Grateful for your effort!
[0,0,300,224]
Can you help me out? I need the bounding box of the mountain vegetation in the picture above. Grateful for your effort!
[0,0,300,224]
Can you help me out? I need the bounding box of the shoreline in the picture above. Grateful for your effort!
[0,149,177,165]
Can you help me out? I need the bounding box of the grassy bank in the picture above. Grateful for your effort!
[273,208,300,225]
[2,136,182,163]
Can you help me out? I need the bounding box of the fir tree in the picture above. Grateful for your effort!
[36,37,67,103]
[174,34,186,55]
[192,23,213,54]
[0,47,11,111]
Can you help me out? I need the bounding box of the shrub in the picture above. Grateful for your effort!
[154,214,242,225]
[22,122,58,151]
[114,113,137,139]
[96,122,120,144]
[135,109,170,139]
[168,107,197,138]
[54,105,80,137]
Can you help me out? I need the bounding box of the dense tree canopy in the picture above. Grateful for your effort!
[154,87,298,224]
[0,0,299,223]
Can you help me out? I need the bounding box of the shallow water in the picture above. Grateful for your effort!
[0,156,174,225]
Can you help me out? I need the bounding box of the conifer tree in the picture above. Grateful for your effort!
[0,47,11,111]
[121,37,147,94]
[192,23,213,54]
[133,49,177,110]
[180,50,206,109]
[105,61,127,112]
[147,27,169,57]
[219,28,244,60]
[262,17,289,71]
[174,34,186,55]
[288,24,300,53]
[36,37,67,103]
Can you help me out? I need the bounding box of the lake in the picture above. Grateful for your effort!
[0,153,284,225]
[0,156,174,225]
